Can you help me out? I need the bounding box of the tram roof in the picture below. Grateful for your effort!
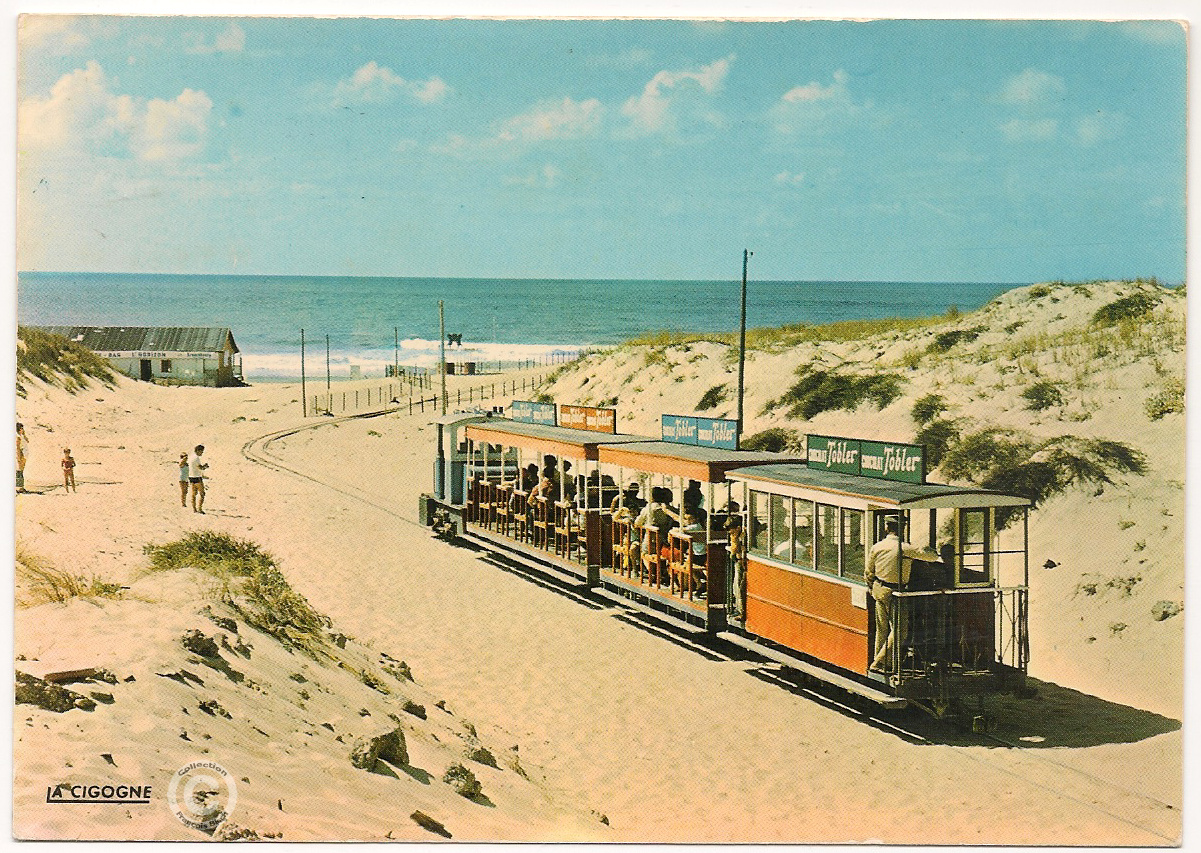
[727,463,1031,509]
[465,418,653,460]
[597,441,803,483]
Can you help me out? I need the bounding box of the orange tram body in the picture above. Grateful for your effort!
[420,407,1031,716]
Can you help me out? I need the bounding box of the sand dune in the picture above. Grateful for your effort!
[12,282,1185,842]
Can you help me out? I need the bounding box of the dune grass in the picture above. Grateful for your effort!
[16,326,116,398]
[621,312,948,353]
[938,428,1147,526]
[143,530,330,654]
[15,543,123,607]
[766,366,905,420]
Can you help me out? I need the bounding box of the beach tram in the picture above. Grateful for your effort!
[459,402,651,584]
[724,434,1031,716]
[593,415,803,631]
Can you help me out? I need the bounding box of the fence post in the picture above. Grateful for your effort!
[409,398,412,415]
[342,392,346,411]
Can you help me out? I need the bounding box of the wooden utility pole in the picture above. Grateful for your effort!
[736,249,752,449]
[394,327,399,383]
[300,328,307,417]
[325,334,331,393]
[439,300,448,415]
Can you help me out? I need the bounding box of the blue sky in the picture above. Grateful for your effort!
[15,15,1186,282]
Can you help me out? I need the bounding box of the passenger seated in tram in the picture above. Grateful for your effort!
[633,486,678,572]
[681,508,708,562]
[610,481,646,518]
[519,463,540,493]
[682,480,705,512]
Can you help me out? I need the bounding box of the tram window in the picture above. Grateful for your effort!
[749,491,770,556]
[769,494,792,562]
[959,509,991,585]
[815,504,840,576]
[842,509,865,581]
[794,500,814,570]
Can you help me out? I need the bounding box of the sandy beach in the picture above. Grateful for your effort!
[12,281,1185,843]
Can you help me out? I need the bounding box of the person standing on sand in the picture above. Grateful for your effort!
[178,453,190,507]
[61,448,76,493]
[188,445,209,513]
[16,423,29,493]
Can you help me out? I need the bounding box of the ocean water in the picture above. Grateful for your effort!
[17,272,1018,380]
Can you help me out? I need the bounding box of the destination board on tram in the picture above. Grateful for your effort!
[662,414,739,450]
[559,404,617,434]
[510,400,557,426]
[807,434,925,484]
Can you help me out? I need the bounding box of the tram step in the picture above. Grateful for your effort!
[717,631,908,709]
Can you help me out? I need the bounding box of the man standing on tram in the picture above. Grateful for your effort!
[866,518,905,673]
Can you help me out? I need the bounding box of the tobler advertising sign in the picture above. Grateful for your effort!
[807,434,925,484]
[510,400,557,426]
[662,415,739,450]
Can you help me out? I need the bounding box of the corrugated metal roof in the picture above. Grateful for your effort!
[467,418,653,447]
[727,463,1030,507]
[33,326,238,354]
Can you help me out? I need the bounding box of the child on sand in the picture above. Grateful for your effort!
[61,448,76,493]
[179,453,190,507]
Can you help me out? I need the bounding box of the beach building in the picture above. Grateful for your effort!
[35,326,243,387]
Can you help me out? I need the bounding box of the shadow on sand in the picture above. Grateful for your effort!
[753,667,1179,749]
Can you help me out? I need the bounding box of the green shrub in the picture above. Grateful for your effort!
[940,429,1146,526]
[1021,381,1064,411]
[740,427,801,453]
[143,531,329,654]
[914,418,960,469]
[927,326,985,354]
[770,368,904,420]
[1145,378,1184,420]
[697,383,728,411]
[1028,285,1052,299]
[16,327,116,398]
[1092,292,1160,327]
[911,393,947,426]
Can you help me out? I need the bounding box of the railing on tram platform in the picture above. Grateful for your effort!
[884,586,1028,691]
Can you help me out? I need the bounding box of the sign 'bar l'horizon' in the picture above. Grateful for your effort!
[662,414,740,450]
[806,434,926,484]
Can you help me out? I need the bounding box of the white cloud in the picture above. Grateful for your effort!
[620,55,733,135]
[329,61,451,106]
[774,170,805,186]
[502,164,562,188]
[185,22,245,55]
[586,48,653,70]
[770,69,864,135]
[496,97,604,143]
[781,69,848,104]
[1075,110,1125,146]
[18,16,89,51]
[999,117,1058,142]
[998,69,1065,105]
[18,61,213,162]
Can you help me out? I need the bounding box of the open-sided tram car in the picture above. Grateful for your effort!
[420,412,1031,714]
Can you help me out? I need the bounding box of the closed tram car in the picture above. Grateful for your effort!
[420,403,1031,717]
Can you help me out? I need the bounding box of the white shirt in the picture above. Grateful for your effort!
[188,453,208,479]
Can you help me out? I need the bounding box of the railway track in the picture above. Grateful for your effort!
[241,411,1182,846]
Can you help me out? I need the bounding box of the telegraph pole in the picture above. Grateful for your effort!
[439,300,448,415]
[325,334,331,392]
[300,328,307,417]
[394,327,399,383]
[736,249,752,449]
